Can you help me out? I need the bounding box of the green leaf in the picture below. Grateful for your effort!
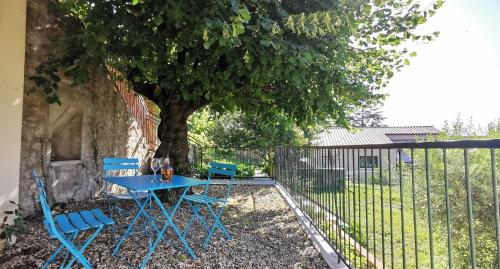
[418,16,427,25]
[8,200,16,204]
[404,59,410,65]
[203,39,215,49]
[238,7,251,22]
[409,51,417,57]
[202,29,209,41]
[132,0,140,5]
[154,16,164,26]
[232,22,245,36]
[387,70,394,79]
[260,40,273,47]
[243,50,252,63]
[3,211,14,215]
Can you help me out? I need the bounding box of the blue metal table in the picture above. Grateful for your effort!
[104,174,207,268]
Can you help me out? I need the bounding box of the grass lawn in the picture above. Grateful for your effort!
[299,181,450,268]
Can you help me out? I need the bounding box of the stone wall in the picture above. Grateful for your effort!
[19,0,153,215]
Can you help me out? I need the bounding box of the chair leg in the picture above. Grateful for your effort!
[112,194,153,257]
[194,205,210,232]
[41,231,78,269]
[209,204,231,239]
[41,244,64,269]
[106,196,119,241]
[59,232,78,268]
[128,191,167,243]
[203,204,231,249]
[183,206,197,238]
[184,201,210,238]
[63,226,104,269]
[55,236,93,269]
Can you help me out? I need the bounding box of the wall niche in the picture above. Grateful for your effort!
[49,105,83,161]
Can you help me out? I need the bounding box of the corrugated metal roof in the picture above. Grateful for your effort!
[313,128,392,146]
[312,126,440,146]
[379,126,440,135]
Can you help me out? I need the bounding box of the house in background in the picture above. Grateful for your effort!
[309,126,441,181]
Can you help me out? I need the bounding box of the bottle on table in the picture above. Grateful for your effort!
[161,157,174,183]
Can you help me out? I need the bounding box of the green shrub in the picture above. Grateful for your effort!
[236,163,256,177]
[192,162,210,178]
[192,162,256,178]
[1,201,25,244]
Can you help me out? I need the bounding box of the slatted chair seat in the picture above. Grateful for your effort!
[53,209,113,235]
[109,191,149,200]
[33,170,115,269]
[184,194,226,204]
[88,209,115,225]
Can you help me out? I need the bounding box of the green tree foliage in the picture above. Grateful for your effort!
[410,118,500,268]
[188,109,308,148]
[441,114,500,138]
[32,0,441,176]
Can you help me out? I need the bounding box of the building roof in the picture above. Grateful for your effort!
[378,126,441,135]
[312,126,440,146]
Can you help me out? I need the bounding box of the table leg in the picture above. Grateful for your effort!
[128,190,168,243]
[112,193,153,256]
[140,187,197,268]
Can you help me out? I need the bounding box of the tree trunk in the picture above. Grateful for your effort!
[154,98,199,202]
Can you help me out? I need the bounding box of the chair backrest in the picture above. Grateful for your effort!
[207,161,237,179]
[205,161,237,198]
[33,170,58,237]
[32,170,46,197]
[103,158,139,176]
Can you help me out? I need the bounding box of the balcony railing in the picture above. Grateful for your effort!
[275,140,500,269]
[190,145,274,179]
[108,67,160,149]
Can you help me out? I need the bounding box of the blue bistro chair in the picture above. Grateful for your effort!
[102,158,149,214]
[183,161,237,249]
[103,158,149,237]
[33,170,114,269]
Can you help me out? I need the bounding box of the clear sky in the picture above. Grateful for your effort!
[381,0,500,129]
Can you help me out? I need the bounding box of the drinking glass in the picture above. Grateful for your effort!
[163,156,170,168]
[151,158,162,182]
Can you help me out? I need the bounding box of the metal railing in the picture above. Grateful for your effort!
[190,145,274,179]
[108,67,160,149]
[275,140,500,269]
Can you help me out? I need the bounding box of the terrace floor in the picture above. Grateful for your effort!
[0,185,328,269]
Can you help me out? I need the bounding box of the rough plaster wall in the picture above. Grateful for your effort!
[89,71,153,172]
[19,0,152,215]
[19,0,53,214]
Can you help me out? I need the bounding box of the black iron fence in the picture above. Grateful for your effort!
[190,144,274,179]
[275,140,500,269]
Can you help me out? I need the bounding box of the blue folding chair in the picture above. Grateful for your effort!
[103,158,149,214]
[183,161,237,249]
[33,170,114,269]
[103,158,150,238]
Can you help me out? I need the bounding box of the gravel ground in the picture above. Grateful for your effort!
[0,185,328,269]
